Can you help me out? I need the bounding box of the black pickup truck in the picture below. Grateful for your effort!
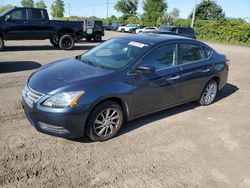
[0,7,104,51]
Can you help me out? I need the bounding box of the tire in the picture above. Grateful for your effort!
[121,29,125,33]
[50,37,59,47]
[85,36,92,42]
[93,33,102,42]
[86,101,124,142]
[59,34,75,50]
[0,36,4,51]
[199,79,218,106]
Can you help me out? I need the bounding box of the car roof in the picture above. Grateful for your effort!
[16,6,46,10]
[117,33,195,45]
[161,26,192,29]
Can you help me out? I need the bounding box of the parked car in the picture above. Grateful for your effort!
[0,7,103,51]
[83,20,104,42]
[136,27,157,34]
[141,30,177,36]
[117,24,138,33]
[104,22,119,31]
[22,34,229,141]
[159,26,196,39]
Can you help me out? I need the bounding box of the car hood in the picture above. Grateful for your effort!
[28,57,115,94]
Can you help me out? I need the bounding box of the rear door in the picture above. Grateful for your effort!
[27,9,50,39]
[179,42,213,101]
[131,43,182,116]
[3,8,30,40]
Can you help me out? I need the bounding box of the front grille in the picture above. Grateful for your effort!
[23,85,44,108]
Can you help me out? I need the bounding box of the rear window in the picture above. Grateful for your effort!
[31,9,44,20]
[180,43,207,64]
[204,47,212,58]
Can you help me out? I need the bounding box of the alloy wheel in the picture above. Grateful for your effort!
[203,82,217,104]
[94,108,121,137]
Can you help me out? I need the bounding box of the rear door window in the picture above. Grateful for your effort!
[180,43,207,64]
[30,9,44,20]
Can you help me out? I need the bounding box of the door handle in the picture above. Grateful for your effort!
[167,75,180,81]
[24,21,30,24]
[201,68,210,73]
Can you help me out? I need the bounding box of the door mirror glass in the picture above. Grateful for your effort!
[5,15,11,21]
[134,66,156,74]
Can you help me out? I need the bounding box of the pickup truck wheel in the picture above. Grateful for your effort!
[121,28,125,33]
[93,33,102,42]
[86,36,92,42]
[0,36,4,51]
[59,35,75,50]
[50,37,59,47]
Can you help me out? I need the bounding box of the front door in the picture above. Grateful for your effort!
[131,43,182,117]
[3,8,30,40]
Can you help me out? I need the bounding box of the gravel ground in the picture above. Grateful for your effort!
[0,31,250,188]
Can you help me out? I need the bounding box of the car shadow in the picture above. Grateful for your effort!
[71,83,239,143]
[0,61,42,73]
[3,45,96,52]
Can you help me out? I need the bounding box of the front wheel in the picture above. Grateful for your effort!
[199,80,218,105]
[0,36,4,51]
[59,34,75,50]
[86,101,124,142]
[50,37,59,47]
[93,33,102,42]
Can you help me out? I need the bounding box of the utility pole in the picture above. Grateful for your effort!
[68,2,71,17]
[106,0,109,18]
[191,4,196,28]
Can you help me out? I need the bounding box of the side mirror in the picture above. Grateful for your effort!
[134,65,156,74]
[5,15,11,21]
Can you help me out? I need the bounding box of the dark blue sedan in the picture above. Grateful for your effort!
[22,34,229,141]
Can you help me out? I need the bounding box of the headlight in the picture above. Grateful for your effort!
[43,91,84,108]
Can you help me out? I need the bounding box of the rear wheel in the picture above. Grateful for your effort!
[121,28,125,33]
[0,36,4,51]
[199,79,218,105]
[86,101,124,142]
[59,34,75,50]
[93,33,102,42]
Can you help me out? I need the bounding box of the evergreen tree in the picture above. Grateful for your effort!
[190,0,225,20]
[36,0,46,9]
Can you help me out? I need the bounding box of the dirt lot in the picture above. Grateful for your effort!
[0,31,250,187]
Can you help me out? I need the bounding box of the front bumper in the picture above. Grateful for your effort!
[22,97,89,139]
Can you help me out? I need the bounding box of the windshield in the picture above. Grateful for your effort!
[0,8,12,17]
[80,38,150,69]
